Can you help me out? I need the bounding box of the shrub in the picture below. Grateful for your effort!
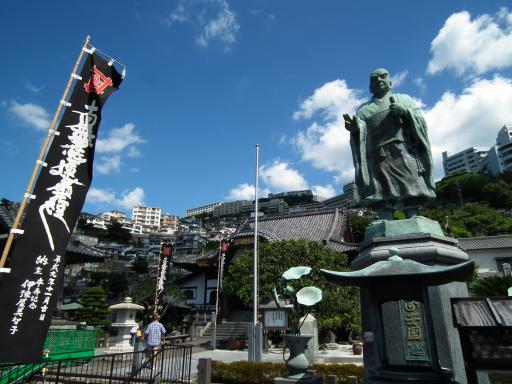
[211,360,363,384]
[211,361,286,384]
[488,372,512,384]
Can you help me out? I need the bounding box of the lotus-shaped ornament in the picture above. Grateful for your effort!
[296,286,322,306]
[282,266,311,280]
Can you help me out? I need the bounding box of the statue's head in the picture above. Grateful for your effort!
[369,68,392,97]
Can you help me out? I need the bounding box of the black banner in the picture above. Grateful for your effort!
[156,243,173,304]
[0,52,123,363]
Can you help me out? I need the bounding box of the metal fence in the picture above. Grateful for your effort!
[0,344,192,384]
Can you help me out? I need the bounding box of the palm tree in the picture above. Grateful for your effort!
[470,273,512,297]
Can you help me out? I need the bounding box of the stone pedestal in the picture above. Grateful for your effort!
[300,314,319,362]
[247,322,262,362]
[274,374,322,384]
[352,217,470,384]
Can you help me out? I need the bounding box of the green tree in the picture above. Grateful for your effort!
[349,213,373,243]
[101,221,132,244]
[436,173,491,204]
[76,287,111,326]
[421,203,512,238]
[482,180,512,209]
[132,255,149,275]
[88,271,129,299]
[130,280,183,325]
[469,274,512,297]
[204,240,220,252]
[108,273,129,298]
[223,240,360,333]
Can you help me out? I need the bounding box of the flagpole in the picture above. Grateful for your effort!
[252,144,260,362]
[212,238,223,350]
[0,35,91,270]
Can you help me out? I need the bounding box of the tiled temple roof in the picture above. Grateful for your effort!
[232,207,358,253]
[172,208,358,271]
[458,234,512,251]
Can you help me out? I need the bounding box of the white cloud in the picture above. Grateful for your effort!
[8,101,51,131]
[311,184,336,199]
[227,162,337,201]
[96,123,144,154]
[120,188,146,209]
[95,123,144,175]
[260,161,308,193]
[86,188,116,204]
[424,76,512,179]
[196,1,239,48]
[227,183,256,201]
[291,80,366,183]
[24,81,44,94]
[86,187,145,210]
[391,70,408,88]
[167,4,189,24]
[95,155,121,175]
[413,77,427,93]
[293,79,363,121]
[164,0,240,49]
[428,8,512,76]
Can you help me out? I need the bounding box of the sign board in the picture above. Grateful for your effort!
[264,310,287,329]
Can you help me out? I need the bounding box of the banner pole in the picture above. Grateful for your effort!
[252,144,260,362]
[154,241,164,316]
[0,35,91,269]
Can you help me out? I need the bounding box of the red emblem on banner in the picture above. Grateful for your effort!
[84,65,113,95]
[161,243,173,257]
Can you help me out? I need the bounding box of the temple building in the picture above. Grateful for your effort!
[171,207,358,320]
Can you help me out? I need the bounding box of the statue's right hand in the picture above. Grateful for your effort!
[343,114,358,132]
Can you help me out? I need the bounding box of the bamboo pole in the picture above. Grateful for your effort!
[0,35,91,269]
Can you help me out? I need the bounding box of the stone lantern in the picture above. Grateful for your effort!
[108,297,144,353]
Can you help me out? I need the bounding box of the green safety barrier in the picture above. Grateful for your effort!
[0,328,96,384]
[43,329,96,360]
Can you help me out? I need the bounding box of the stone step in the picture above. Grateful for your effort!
[203,322,250,340]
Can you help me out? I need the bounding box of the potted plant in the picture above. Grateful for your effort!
[271,266,322,380]
[348,324,363,355]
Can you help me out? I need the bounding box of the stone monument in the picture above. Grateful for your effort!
[334,69,472,383]
[322,253,474,383]
[108,297,144,353]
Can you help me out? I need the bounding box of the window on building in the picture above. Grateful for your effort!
[496,258,512,274]
[181,289,196,300]
[209,290,217,304]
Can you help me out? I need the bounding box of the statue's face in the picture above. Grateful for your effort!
[370,69,391,97]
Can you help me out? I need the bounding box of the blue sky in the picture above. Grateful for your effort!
[2,1,512,217]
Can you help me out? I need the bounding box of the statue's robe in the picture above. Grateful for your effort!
[350,93,435,210]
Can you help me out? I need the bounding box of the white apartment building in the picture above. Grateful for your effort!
[213,200,252,217]
[101,210,126,221]
[442,125,512,178]
[186,202,222,217]
[160,214,179,234]
[132,205,161,233]
[488,125,512,176]
[442,147,488,177]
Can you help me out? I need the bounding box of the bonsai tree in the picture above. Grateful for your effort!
[76,286,111,326]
